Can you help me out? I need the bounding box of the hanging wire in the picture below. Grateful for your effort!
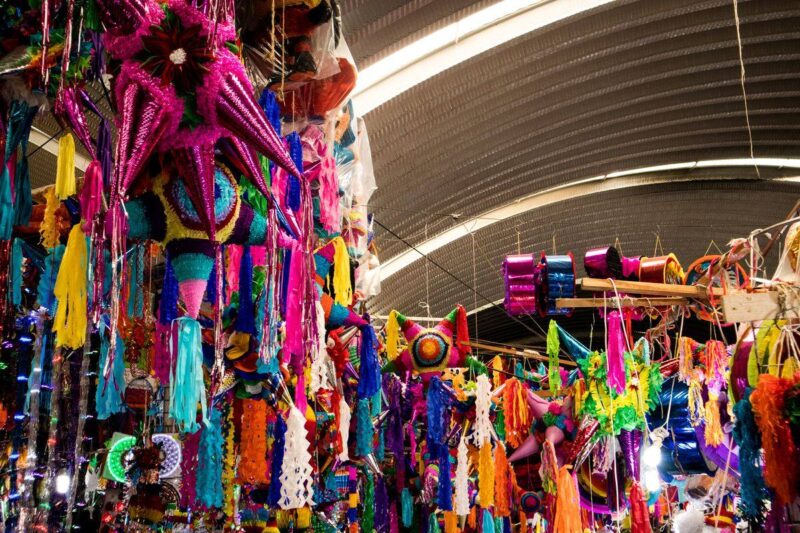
[732,0,760,178]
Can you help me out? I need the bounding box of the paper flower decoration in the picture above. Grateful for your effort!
[383,306,470,383]
[98,0,301,239]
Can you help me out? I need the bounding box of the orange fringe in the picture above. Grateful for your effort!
[553,466,582,533]
[503,378,531,448]
[467,506,477,529]
[751,373,800,505]
[703,395,724,447]
[494,444,511,517]
[443,511,458,533]
[238,399,269,484]
[478,443,494,508]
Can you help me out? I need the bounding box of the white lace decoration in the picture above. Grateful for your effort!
[279,407,315,509]
[455,436,470,517]
[338,397,351,461]
[473,374,493,446]
[310,301,332,392]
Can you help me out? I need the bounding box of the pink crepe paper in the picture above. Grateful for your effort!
[606,310,626,395]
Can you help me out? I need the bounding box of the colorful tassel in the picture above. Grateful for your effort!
[429,513,441,533]
[196,408,224,508]
[169,317,208,433]
[96,329,126,419]
[629,481,651,533]
[55,133,76,200]
[358,323,381,399]
[10,238,22,306]
[502,378,530,448]
[53,224,88,349]
[331,236,353,306]
[286,132,302,211]
[0,162,12,240]
[751,374,800,504]
[401,488,413,528]
[13,149,32,227]
[80,159,103,231]
[494,444,511,517]
[428,377,453,511]
[547,320,562,393]
[385,310,400,360]
[553,466,581,533]
[38,245,65,311]
[482,509,496,533]
[259,88,282,135]
[703,394,724,447]
[40,187,61,249]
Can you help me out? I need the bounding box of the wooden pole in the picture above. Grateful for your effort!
[463,340,577,367]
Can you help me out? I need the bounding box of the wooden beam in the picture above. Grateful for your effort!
[721,290,800,322]
[577,277,724,298]
[463,340,577,367]
[556,296,688,308]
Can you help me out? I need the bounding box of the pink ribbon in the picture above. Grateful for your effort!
[606,310,626,394]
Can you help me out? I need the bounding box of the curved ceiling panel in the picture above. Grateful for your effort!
[349,0,800,337]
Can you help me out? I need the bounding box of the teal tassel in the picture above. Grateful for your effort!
[372,390,385,461]
[428,513,441,533]
[0,164,12,240]
[10,238,22,306]
[733,390,768,523]
[13,152,31,226]
[356,398,373,457]
[38,246,65,310]
[169,318,208,433]
[96,328,126,419]
[196,408,224,508]
[401,488,413,528]
[482,509,496,533]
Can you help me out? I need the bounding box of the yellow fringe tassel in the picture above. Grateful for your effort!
[478,443,494,508]
[40,187,60,249]
[53,224,87,349]
[296,507,311,529]
[331,236,353,306]
[554,466,582,533]
[492,356,503,388]
[704,394,724,447]
[55,133,76,200]
[385,310,400,360]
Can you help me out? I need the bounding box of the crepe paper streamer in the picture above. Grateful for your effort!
[37,245,65,311]
[478,443,495,508]
[606,311,626,395]
[196,409,224,508]
[474,374,493,446]
[363,472,375,533]
[618,429,642,480]
[10,239,22,306]
[481,510,495,533]
[285,133,303,212]
[55,133,76,200]
[96,330,126,420]
[733,390,769,523]
[750,374,800,505]
[355,398,373,457]
[169,317,208,434]
[159,254,179,325]
[494,444,511,517]
[267,413,287,506]
[97,118,113,188]
[337,396,351,461]
[284,241,306,370]
[553,466,581,533]
[375,475,390,533]
[179,430,201,508]
[443,511,458,533]
[358,322,381,399]
[14,149,32,227]
[385,310,400,361]
[0,163,12,241]
[279,406,315,509]
[629,481,651,533]
[546,321,562,394]
[240,399,269,485]
[53,224,88,349]
[428,513,441,533]
[401,488,414,528]
[235,246,256,334]
[331,236,353,306]
[40,187,61,250]
[259,89,282,136]
[80,160,104,232]
[455,436,470,517]
[502,378,531,448]
[311,300,332,393]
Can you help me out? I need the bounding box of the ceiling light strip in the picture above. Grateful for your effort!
[379,158,800,281]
